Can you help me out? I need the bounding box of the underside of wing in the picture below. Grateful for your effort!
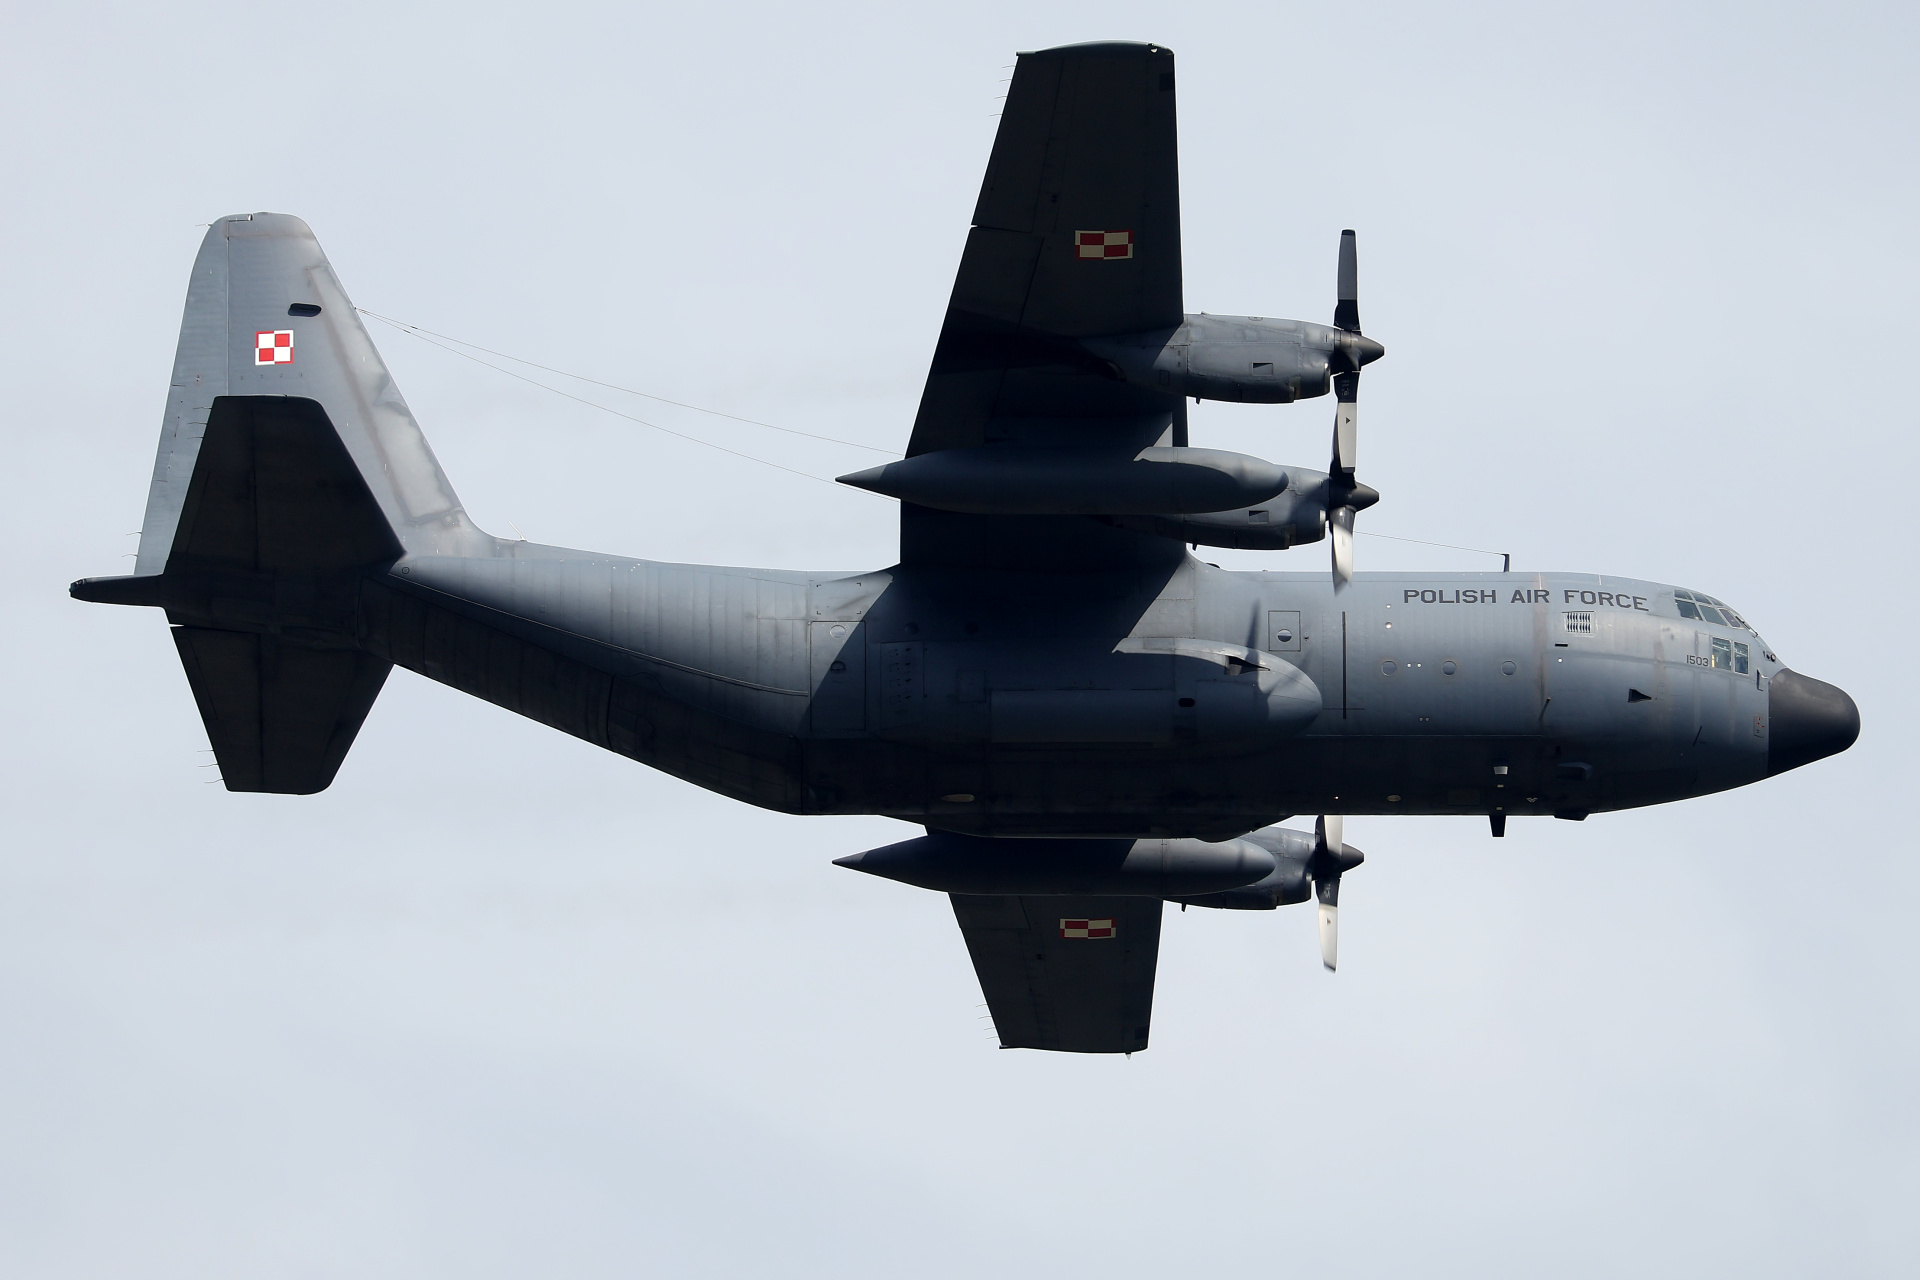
[902,42,1186,571]
[950,893,1164,1053]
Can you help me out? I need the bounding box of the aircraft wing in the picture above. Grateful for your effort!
[902,41,1186,570]
[949,893,1164,1053]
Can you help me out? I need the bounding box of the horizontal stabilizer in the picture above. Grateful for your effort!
[173,627,390,794]
[950,893,1163,1053]
[171,395,404,575]
[76,395,405,795]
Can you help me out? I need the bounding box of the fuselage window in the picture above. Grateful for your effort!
[1563,611,1593,635]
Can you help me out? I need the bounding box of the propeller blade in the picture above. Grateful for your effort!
[1332,373,1358,474]
[1330,506,1354,590]
[1334,229,1360,333]
[1328,232,1370,593]
[1313,814,1347,970]
[1329,366,1360,591]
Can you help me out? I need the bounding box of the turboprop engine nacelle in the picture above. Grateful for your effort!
[1083,314,1385,404]
[1172,826,1364,911]
[1101,466,1378,551]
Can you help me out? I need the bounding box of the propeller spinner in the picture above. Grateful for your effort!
[1327,230,1383,590]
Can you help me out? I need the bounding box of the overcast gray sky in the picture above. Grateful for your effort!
[3,1,1915,1275]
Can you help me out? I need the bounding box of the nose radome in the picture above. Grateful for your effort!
[1768,669,1861,776]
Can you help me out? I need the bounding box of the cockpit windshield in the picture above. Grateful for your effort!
[1673,589,1749,630]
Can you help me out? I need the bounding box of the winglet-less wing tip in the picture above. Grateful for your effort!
[1018,41,1173,57]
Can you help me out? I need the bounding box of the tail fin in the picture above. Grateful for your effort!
[135,212,488,572]
[75,213,490,792]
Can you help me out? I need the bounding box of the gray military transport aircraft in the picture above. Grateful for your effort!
[75,41,1858,1054]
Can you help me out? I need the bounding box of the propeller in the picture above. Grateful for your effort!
[1326,230,1383,591]
[1308,814,1364,971]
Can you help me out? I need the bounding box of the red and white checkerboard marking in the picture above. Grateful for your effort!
[254,330,294,365]
[1074,230,1133,260]
[1059,918,1117,939]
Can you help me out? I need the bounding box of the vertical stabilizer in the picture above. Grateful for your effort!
[136,213,489,574]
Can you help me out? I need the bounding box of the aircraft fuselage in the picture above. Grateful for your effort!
[371,546,1829,837]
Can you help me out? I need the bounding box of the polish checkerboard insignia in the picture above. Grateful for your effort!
[1059,917,1117,939]
[254,330,294,365]
[1074,230,1133,260]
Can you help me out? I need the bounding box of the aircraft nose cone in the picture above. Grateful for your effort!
[1767,669,1860,776]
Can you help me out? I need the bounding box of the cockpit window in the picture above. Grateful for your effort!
[1674,588,1748,630]
[1707,636,1752,674]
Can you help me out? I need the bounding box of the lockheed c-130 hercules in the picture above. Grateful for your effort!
[74,41,1858,1054]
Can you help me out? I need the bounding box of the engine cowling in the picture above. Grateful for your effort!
[1084,314,1384,404]
[1172,825,1364,910]
[1101,466,1378,551]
